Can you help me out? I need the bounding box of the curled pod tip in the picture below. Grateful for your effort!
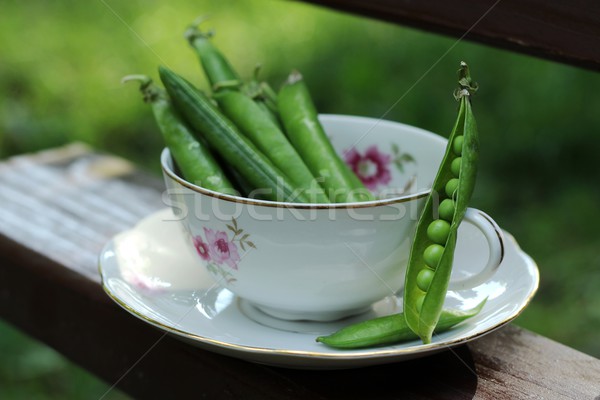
[121,74,163,103]
[184,15,214,42]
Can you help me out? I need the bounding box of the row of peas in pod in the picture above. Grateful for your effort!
[317,62,482,348]
[417,134,466,298]
[403,62,480,344]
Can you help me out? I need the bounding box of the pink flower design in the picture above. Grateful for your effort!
[193,236,210,261]
[345,145,392,190]
[204,227,241,270]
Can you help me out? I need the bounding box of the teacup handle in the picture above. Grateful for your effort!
[447,208,505,291]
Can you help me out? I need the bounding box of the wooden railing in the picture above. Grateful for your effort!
[0,145,599,398]
[303,0,600,71]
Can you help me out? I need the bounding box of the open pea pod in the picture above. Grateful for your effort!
[404,62,479,344]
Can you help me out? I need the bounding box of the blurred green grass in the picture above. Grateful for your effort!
[1,0,600,397]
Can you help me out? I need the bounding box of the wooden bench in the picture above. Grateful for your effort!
[1,144,599,399]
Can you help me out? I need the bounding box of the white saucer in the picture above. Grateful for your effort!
[99,209,539,369]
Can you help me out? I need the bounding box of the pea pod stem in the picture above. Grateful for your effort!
[242,74,283,129]
[122,75,234,194]
[186,27,285,131]
[249,65,279,107]
[403,62,480,344]
[185,20,242,92]
[316,299,486,349]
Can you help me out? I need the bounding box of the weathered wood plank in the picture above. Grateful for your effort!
[470,326,600,399]
[302,0,600,71]
[0,144,163,281]
[0,145,599,399]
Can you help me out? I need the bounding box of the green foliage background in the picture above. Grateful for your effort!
[1,0,599,397]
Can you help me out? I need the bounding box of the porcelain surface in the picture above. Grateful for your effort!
[99,209,539,369]
[160,115,504,320]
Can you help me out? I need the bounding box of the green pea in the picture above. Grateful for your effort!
[423,244,444,269]
[427,219,451,244]
[416,268,435,291]
[453,135,464,155]
[451,157,462,177]
[445,178,460,198]
[438,199,455,221]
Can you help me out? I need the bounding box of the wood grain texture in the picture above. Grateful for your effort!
[0,145,599,399]
[471,326,600,399]
[301,0,600,71]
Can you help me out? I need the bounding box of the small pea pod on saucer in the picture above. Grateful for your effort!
[317,299,486,349]
[403,61,480,344]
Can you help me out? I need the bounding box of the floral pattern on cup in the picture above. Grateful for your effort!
[344,144,416,191]
[192,217,256,284]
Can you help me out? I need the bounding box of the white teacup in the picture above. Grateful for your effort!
[161,114,504,321]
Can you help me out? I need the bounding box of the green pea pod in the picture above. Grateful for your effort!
[185,21,241,92]
[316,299,486,349]
[215,90,329,203]
[404,62,480,344]
[278,71,375,203]
[185,26,286,135]
[159,66,307,203]
[122,75,235,194]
